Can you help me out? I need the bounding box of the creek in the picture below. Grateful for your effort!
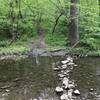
[0,56,100,100]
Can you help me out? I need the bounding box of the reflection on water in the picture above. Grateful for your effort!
[0,56,100,100]
[0,57,59,100]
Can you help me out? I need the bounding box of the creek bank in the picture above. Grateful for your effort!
[0,47,100,60]
[0,49,67,60]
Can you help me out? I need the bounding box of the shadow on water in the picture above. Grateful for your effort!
[0,56,100,100]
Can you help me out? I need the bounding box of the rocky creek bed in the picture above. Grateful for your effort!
[53,55,81,100]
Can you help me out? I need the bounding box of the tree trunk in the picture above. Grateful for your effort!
[68,0,79,47]
[98,0,100,16]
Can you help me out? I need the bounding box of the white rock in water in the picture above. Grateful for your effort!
[67,56,73,62]
[73,90,80,95]
[38,97,43,100]
[61,60,69,64]
[5,89,10,92]
[68,84,75,89]
[74,64,78,67]
[60,94,69,100]
[33,99,38,100]
[55,86,63,93]
[68,89,73,99]
[58,74,65,78]
[53,67,60,71]
[63,77,69,88]
[61,64,67,69]
[67,62,75,66]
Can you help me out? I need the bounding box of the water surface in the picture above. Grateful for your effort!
[0,56,100,100]
[71,57,100,100]
[0,57,59,100]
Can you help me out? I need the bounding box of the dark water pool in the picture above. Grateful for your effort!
[0,56,100,100]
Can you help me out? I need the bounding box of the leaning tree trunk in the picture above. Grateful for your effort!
[68,0,79,47]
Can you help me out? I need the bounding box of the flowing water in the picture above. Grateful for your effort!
[0,56,100,100]
[71,57,100,100]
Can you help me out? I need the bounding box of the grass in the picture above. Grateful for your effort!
[0,45,30,55]
[0,34,67,55]
[0,34,100,56]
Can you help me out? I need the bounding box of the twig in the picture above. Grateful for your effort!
[52,13,63,35]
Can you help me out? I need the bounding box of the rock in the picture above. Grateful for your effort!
[70,99,75,100]
[5,89,10,92]
[38,97,43,100]
[70,66,73,70]
[59,78,63,81]
[61,64,67,70]
[74,64,78,67]
[61,56,73,64]
[89,88,94,92]
[63,71,69,76]
[2,93,8,96]
[96,95,100,99]
[60,94,69,100]
[58,74,66,78]
[61,60,69,64]
[68,80,73,84]
[62,77,69,89]
[61,70,64,73]
[55,87,63,93]
[1,85,10,89]
[73,89,80,95]
[72,96,76,99]
[68,84,75,89]
[33,99,38,100]
[67,62,75,66]
[67,56,73,62]
[53,67,61,71]
[68,89,73,99]
[64,85,69,90]
[63,70,70,75]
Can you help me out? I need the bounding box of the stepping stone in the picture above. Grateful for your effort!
[60,94,69,100]
[62,77,69,89]
[61,60,69,64]
[73,89,80,95]
[55,86,63,93]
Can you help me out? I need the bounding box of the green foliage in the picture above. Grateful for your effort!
[0,0,100,56]
[45,34,66,46]
[80,33,100,50]
[0,45,30,55]
[79,0,99,35]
